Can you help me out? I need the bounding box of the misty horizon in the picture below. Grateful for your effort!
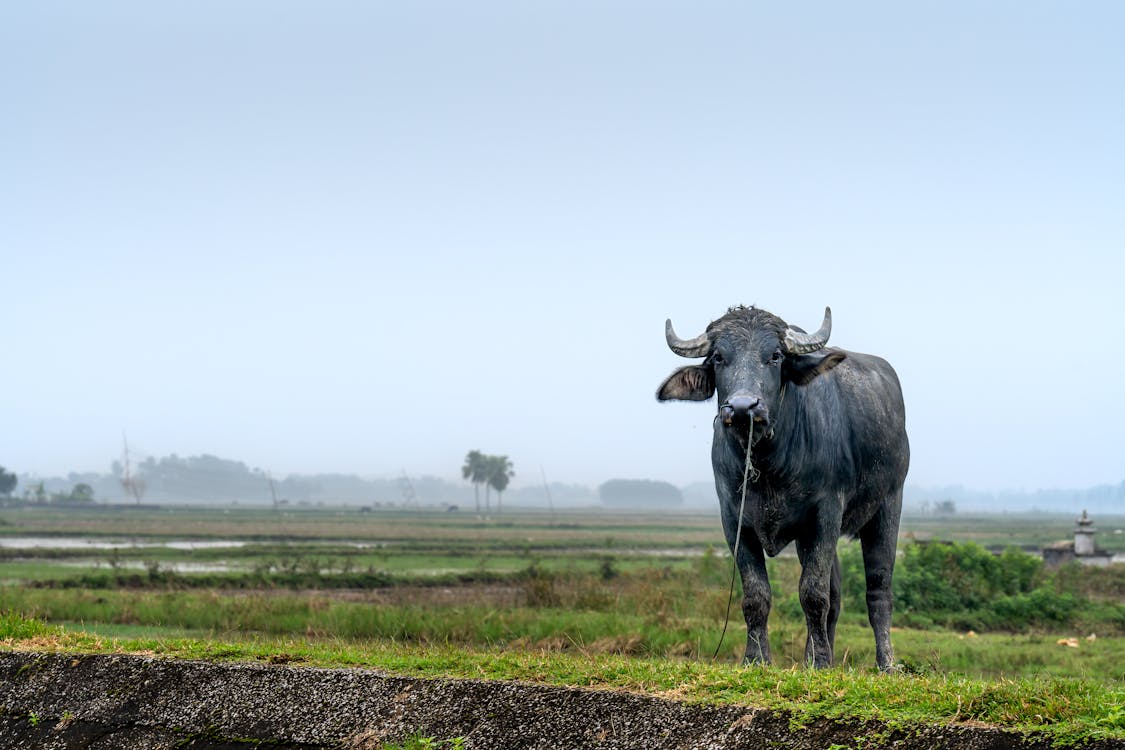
[10,445,1125,495]
[11,449,1125,516]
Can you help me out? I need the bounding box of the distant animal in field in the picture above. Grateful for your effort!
[657,305,909,670]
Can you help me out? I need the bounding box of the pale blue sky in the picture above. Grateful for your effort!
[3,2,1123,493]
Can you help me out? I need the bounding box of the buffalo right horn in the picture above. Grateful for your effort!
[783,307,832,354]
[665,319,711,358]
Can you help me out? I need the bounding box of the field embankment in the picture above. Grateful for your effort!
[2,650,1121,750]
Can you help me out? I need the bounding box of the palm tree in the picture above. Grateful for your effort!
[462,450,485,515]
[0,465,17,500]
[487,455,514,514]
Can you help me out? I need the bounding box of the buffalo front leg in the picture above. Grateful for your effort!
[859,500,902,671]
[736,534,772,665]
[718,496,771,663]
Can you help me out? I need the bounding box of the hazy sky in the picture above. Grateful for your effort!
[3,2,1123,493]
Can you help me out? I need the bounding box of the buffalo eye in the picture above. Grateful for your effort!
[769,349,784,365]
[710,351,725,367]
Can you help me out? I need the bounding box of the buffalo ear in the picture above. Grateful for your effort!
[784,349,846,386]
[656,366,715,401]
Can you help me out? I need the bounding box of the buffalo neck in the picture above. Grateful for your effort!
[732,376,857,492]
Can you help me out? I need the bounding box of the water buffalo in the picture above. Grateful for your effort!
[657,306,909,670]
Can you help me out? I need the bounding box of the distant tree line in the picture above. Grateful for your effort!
[461,450,515,515]
[117,454,271,503]
[598,479,682,507]
[8,453,711,509]
[0,466,16,498]
[11,453,563,508]
[917,499,957,515]
[0,465,96,506]
[906,482,1125,514]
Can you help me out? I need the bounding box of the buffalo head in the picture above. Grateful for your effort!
[656,306,846,445]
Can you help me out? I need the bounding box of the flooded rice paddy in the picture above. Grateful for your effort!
[0,537,250,551]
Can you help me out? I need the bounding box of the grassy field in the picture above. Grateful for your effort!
[1,505,1122,745]
[4,505,1122,549]
[899,512,1125,553]
[2,613,1122,747]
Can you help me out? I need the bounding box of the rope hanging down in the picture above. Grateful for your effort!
[711,384,782,661]
[712,441,756,660]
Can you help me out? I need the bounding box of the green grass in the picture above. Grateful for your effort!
[1,613,1120,747]
[2,583,1121,683]
[0,506,726,548]
[1,507,1122,746]
[12,506,1117,554]
[378,738,466,750]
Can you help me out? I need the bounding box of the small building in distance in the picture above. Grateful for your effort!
[1042,510,1119,568]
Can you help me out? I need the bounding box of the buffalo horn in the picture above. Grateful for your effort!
[783,307,832,354]
[665,319,711,358]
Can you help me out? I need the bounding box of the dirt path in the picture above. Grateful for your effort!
[0,652,1118,749]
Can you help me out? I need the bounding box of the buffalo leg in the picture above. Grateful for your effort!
[827,552,841,649]
[719,500,771,664]
[737,534,772,665]
[859,499,901,671]
[796,506,843,669]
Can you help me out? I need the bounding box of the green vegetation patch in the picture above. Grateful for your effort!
[1,613,1121,747]
[1,508,1122,747]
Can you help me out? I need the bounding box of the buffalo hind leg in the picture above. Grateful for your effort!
[795,542,838,668]
[796,501,844,669]
[827,552,841,650]
[859,498,902,672]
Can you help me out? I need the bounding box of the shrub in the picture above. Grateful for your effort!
[887,540,1125,632]
[894,541,1042,615]
[989,589,1078,627]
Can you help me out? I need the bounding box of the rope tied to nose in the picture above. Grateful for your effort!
[711,383,782,661]
[712,440,756,660]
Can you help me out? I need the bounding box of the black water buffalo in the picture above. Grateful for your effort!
[657,306,909,670]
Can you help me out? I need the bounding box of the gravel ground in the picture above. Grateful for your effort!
[0,652,1118,750]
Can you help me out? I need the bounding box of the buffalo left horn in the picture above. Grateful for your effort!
[665,319,711,358]
[783,307,832,354]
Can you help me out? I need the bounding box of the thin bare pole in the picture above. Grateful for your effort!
[540,466,555,522]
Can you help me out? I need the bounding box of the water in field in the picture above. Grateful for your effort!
[0,537,249,551]
[0,536,405,578]
[58,560,241,573]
